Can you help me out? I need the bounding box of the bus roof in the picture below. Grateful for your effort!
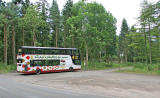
[20,46,78,50]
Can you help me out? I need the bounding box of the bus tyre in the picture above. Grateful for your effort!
[36,69,41,75]
[69,67,74,72]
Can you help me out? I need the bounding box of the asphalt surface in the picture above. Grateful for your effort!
[0,75,112,98]
[1,68,160,98]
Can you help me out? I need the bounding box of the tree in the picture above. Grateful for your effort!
[119,18,129,63]
[9,2,19,64]
[37,0,50,47]
[20,6,46,46]
[67,1,117,68]
[0,2,10,64]
[62,0,73,48]
[50,0,60,47]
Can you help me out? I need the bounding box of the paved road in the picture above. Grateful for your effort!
[0,75,112,98]
[1,69,160,98]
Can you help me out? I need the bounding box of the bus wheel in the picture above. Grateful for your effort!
[69,67,74,72]
[36,69,41,75]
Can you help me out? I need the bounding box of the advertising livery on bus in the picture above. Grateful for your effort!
[17,46,81,74]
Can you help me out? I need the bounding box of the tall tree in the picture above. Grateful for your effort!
[50,0,60,47]
[10,2,19,64]
[20,6,46,46]
[67,1,117,67]
[119,18,129,63]
[0,2,10,64]
[62,0,73,48]
[37,0,50,47]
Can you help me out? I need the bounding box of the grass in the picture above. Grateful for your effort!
[81,61,130,70]
[0,62,16,73]
[117,63,160,75]
[81,61,160,75]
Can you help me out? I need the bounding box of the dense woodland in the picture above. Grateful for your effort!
[0,0,159,66]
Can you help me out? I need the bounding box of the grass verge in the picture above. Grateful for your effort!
[81,61,160,75]
[0,62,16,73]
[81,61,130,70]
[117,63,160,75]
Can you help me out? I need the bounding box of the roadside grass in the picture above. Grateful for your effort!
[0,62,16,73]
[81,61,160,75]
[117,63,160,75]
[81,61,131,70]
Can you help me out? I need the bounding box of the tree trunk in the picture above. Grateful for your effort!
[110,55,113,63]
[33,29,36,46]
[22,27,24,46]
[64,26,66,48]
[118,46,121,63]
[12,26,16,64]
[55,26,58,48]
[148,23,152,64]
[85,42,88,70]
[4,24,7,64]
[99,51,101,62]
[64,32,66,48]
[124,36,128,63]
[143,24,148,64]
[72,34,74,48]
[124,48,127,63]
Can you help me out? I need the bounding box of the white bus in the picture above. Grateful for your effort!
[17,46,81,74]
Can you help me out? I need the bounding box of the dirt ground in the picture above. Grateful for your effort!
[5,69,160,98]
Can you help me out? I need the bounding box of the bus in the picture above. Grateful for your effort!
[17,46,81,74]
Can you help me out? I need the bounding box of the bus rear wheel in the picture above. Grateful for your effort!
[36,69,41,75]
[69,67,74,72]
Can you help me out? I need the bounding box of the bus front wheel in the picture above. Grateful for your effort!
[36,69,41,75]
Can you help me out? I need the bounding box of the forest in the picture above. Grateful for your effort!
[0,0,159,69]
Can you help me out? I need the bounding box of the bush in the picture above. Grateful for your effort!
[82,61,130,70]
[0,62,16,73]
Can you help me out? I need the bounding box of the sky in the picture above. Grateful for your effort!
[4,0,159,34]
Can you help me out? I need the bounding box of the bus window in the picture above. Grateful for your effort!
[30,60,44,66]
[35,49,43,54]
[65,50,71,55]
[74,59,81,65]
[30,60,60,66]
[71,50,79,55]
[53,60,60,66]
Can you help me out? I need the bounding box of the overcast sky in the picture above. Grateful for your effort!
[4,0,159,34]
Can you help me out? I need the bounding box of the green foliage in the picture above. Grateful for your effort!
[19,5,46,46]
[82,61,130,70]
[67,1,117,61]
[49,0,60,47]
[119,18,129,63]
[0,0,159,76]
[62,0,73,47]
[50,0,60,28]
[0,62,16,73]
[118,63,160,75]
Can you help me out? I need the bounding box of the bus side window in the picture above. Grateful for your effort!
[65,50,71,55]
[74,60,81,65]
[30,60,34,66]
[53,60,60,66]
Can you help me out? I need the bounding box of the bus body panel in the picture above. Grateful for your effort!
[17,54,81,74]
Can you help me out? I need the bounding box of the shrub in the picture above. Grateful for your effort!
[0,62,16,73]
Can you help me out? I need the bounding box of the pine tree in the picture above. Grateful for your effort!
[37,0,50,47]
[119,18,129,63]
[50,0,60,47]
[62,0,73,47]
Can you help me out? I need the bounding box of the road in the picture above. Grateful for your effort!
[0,69,160,98]
[0,75,111,98]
